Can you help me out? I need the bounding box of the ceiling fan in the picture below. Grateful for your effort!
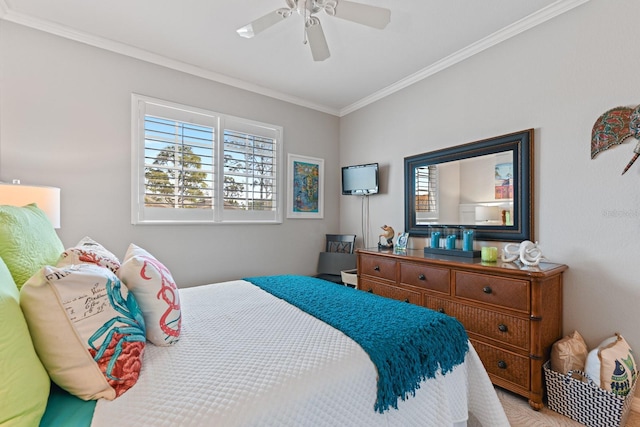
[236,0,391,62]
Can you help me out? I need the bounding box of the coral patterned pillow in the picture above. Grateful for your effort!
[20,264,145,400]
[118,244,181,346]
[57,236,121,273]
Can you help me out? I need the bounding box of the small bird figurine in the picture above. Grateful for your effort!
[379,225,395,245]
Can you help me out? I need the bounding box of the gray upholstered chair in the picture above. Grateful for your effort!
[315,234,357,285]
[325,234,356,254]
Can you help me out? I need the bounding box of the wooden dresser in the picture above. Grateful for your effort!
[356,248,567,410]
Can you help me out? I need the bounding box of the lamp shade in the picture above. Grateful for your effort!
[0,183,60,228]
[475,205,500,223]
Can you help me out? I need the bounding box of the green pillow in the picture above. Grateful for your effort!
[0,256,50,426]
[0,204,64,289]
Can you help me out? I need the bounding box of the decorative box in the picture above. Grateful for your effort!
[340,269,358,287]
[543,361,637,426]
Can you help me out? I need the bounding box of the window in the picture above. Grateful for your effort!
[415,165,438,220]
[131,94,283,224]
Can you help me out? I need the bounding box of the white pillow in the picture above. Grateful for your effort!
[20,263,145,400]
[585,336,616,384]
[118,244,181,346]
[57,236,121,273]
[585,334,637,396]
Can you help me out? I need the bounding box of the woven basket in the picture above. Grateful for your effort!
[544,361,637,427]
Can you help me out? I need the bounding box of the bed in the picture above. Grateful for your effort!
[0,204,510,427]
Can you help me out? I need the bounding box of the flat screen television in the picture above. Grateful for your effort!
[341,163,379,195]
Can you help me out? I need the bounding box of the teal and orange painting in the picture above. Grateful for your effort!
[293,161,319,213]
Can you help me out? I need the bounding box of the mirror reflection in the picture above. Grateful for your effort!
[404,129,533,242]
[414,152,514,226]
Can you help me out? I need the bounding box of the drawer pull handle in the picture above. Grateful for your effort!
[374,265,380,271]
[367,288,373,293]
[418,274,426,280]
[498,323,508,333]
[438,308,445,314]
[497,360,508,370]
[482,286,492,294]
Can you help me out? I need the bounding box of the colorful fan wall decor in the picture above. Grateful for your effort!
[591,104,640,174]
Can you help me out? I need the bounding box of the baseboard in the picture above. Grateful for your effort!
[633,395,640,413]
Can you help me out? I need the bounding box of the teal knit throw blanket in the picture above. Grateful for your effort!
[243,275,469,413]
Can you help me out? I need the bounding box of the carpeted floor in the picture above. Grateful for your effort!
[497,387,640,426]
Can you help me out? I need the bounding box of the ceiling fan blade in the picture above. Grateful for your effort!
[306,18,330,61]
[236,9,289,38]
[333,0,390,29]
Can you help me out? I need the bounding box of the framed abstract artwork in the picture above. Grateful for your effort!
[494,162,513,200]
[287,153,324,219]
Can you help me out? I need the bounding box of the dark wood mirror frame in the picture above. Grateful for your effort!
[404,129,534,242]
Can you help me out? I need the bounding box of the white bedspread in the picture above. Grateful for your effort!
[91,280,508,427]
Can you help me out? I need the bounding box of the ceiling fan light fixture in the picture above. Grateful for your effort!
[236,0,390,60]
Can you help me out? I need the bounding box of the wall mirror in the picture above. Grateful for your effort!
[404,129,534,242]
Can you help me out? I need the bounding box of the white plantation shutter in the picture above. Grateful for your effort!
[415,165,438,220]
[132,94,282,224]
[221,117,280,222]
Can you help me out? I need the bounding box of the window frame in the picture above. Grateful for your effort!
[131,94,283,225]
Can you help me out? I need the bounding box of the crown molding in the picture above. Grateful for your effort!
[0,7,340,116]
[1,0,590,117]
[338,0,591,116]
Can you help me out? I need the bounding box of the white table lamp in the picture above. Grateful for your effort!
[0,181,61,228]
[475,205,500,224]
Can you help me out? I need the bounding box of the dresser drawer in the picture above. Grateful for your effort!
[360,256,396,282]
[454,271,529,312]
[455,305,529,350]
[423,298,528,350]
[400,262,450,294]
[360,278,421,305]
[423,295,458,317]
[471,339,530,389]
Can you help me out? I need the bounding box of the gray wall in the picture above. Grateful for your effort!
[0,21,340,287]
[340,0,640,360]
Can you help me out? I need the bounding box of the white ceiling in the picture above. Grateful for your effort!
[0,0,589,116]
